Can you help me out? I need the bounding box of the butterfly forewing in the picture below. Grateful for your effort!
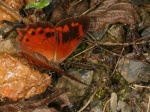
[17,22,56,63]
[54,16,90,63]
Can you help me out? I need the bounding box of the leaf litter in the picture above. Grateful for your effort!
[0,0,150,111]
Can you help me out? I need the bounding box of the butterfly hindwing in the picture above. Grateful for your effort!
[54,16,90,63]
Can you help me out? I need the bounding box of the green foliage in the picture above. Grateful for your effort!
[96,88,105,99]
[25,0,51,9]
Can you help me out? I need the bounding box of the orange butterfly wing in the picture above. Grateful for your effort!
[54,16,90,63]
[17,22,57,64]
[17,16,89,67]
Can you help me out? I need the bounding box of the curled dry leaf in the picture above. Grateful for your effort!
[0,0,24,26]
[0,88,70,112]
[88,0,141,31]
[0,0,35,27]
[67,0,89,16]
[0,6,16,27]
[90,0,120,8]
[50,0,89,24]
[0,53,51,101]
[0,0,24,12]
[25,0,35,4]
[0,0,35,12]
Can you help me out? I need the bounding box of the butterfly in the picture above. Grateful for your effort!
[17,16,90,83]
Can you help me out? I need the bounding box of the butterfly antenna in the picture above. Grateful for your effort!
[56,67,88,86]
[43,63,88,86]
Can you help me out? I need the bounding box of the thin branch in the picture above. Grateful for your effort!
[102,99,111,112]
[101,47,150,67]
[132,84,150,89]
[97,40,150,46]
[74,0,82,6]
[70,45,95,59]
[77,88,98,112]
[147,95,150,112]
[109,47,125,78]
[97,34,150,47]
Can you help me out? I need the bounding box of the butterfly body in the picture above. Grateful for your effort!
[17,16,90,69]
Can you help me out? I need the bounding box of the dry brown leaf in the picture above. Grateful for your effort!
[0,88,70,112]
[0,0,34,26]
[88,0,141,31]
[90,0,120,9]
[50,0,89,24]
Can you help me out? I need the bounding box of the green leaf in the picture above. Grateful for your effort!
[25,0,51,9]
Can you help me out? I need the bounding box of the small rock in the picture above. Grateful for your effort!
[107,24,125,43]
[0,53,51,101]
[117,100,126,110]
[54,68,94,103]
[0,39,17,54]
[118,53,150,83]
[110,92,117,112]
[117,100,131,112]
[90,101,102,112]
